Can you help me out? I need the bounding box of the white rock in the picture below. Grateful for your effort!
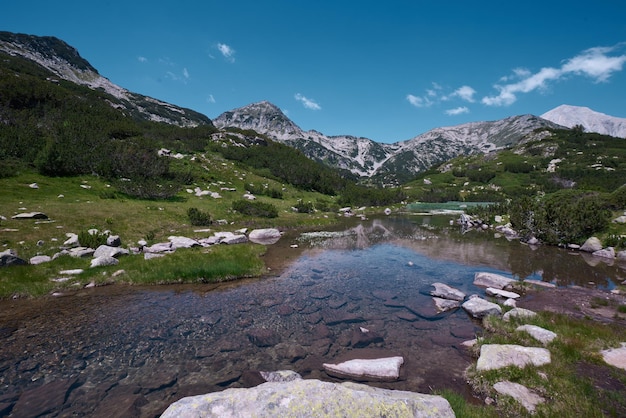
[503,307,537,322]
[580,236,603,252]
[493,381,545,413]
[249,228,282,245]
[485,287,520,299]
[601,343,626,371]
[592,247,615,259]
[516,325,557,345]
[323,356,404,381]
[168,236,200,249]
[90,256,119,268]
[473,272,516,289]
[462,297,502,318]
[59,269,84,275]
[93,245,129,259]
[29,182,39,189]
[430,282,466,301]
[29,255,51,265]
[476,344,551,371]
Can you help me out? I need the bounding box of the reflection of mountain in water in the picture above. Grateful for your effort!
[296,216,625,289]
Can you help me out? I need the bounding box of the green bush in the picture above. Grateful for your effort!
[294,200,314,213]
[187,207,212,226]
[232,199,278,218]
[77,230,108,249]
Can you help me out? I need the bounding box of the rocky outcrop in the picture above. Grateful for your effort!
[461,296,502,319]
[161,379,455,418]
[476,344,551,371]
[473,272,516,289]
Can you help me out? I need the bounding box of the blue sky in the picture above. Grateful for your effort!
[3,1,626,143]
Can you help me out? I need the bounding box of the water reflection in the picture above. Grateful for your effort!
[0,215,623,416]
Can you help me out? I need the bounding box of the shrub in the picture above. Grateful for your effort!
[77,230,108,249]
[294,200,314,213]
[187,207,212,226]
[232,199,278,218]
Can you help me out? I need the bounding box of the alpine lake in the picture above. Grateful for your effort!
[1,214,624,417]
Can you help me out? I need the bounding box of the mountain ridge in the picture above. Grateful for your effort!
[0,31,212,128]
[214,102,563,183]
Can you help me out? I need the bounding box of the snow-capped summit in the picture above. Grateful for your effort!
[541,105,626,138]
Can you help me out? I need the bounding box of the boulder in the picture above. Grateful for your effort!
[503,307,537,322]
[516,325,557,345]
[0,250,27,267]
[580,236,603,253]
[601,343,626,371]
[461,297,502,319]
[11,212,48,220]
[592,247,615,259]
[493,381,545,414]
[168,236,200,249]
[432,297,461,313]
[476,344,551,371]
[29,255,51,265]
[430,282,465,301]
[106,235,121,247]
[249,228,282,245]
[63,233,79,247]
[618,250,626,261]
[161,379,454,418]
[93,245,129,259]
[323,356,404,381]
[473,272,516,289]
[68,247,95,258]
[90,256,119,268]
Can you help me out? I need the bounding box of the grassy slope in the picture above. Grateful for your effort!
[0,150,344,298]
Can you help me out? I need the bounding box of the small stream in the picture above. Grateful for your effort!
[0,215,624,417]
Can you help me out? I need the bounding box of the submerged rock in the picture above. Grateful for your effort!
[161,379,454,418]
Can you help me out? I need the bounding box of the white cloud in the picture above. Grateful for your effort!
[137,56,147,63]
[217,43,236,63]
[451,86,476,103]
[294,93,321,110]
[183,68,189,80]
[406,94,432,108]
[483,44,626,106]
[207,94,216,104]
[445,106,469,116]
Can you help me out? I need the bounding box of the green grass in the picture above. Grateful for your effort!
[0,244,266,298]
[464,312,626,417]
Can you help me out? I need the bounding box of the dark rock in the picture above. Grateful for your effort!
[323,310,365,326]
[92,393,148,418]
[247,328,281,347]
[274,343,307,362]
[276,305,294,316]
[0,253,27,267]
[351,327,384,348]
[11,378,77,417]
[241,371,266,387]
[312,323,330,339]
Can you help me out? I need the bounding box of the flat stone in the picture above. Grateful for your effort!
[601,343,626,371]
[145,242,173,253]
[430,282,466,301]
[476,344,551,371]
[29,255,51,265]
[503,307,537,322]
[220,234,248,245]
[474,272,516,289]
[161,379,455,418]
[462,297,502,318]
[323,356,404,381]
[59,269,84,275]
[516,325,557,345]
[168,236,200,249]
[486,287,520,299]
[432,297,461,313]
[11,212,48,220]
[493,381,545,413]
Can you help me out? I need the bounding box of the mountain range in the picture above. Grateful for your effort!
[2,31,625,184]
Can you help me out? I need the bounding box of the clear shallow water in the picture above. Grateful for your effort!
[1,215,624,416]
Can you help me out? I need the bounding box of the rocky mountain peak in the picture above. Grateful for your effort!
[541,104,626,138]
[213,101,304,140]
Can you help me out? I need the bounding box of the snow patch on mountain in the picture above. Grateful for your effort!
[541,105,626,138]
